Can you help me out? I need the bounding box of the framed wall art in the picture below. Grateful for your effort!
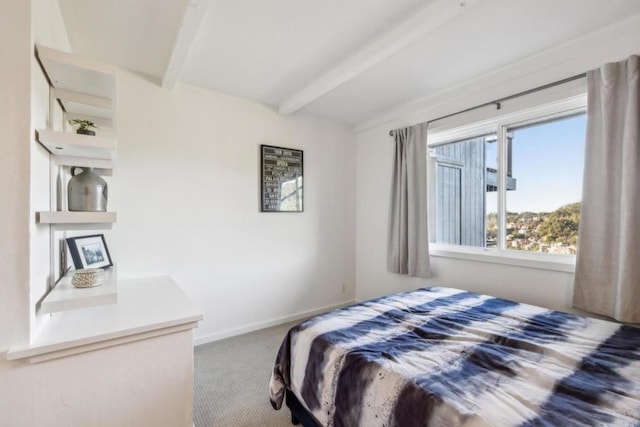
[260,144,303,212]
[66,234,113,269]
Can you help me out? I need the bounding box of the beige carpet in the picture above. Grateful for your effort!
[193,321,298,427]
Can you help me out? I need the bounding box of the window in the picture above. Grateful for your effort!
[428,96,586,263]
[504,115,585,255]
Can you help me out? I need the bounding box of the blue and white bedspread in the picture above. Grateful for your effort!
[269,287,640,426]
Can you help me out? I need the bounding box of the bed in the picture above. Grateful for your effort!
[269,287,640,426]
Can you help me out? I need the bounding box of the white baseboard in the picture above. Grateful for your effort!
[193,299,355,347]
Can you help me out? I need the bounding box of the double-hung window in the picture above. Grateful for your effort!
[427,93,587,270]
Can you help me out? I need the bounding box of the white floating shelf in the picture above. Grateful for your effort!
[40,267,117,314]
[36,45,116,102]
[61,100,113,120]
[53,155,113,175]
[37,211,117,226]
[52,88,114,121]
[37,129,116,160]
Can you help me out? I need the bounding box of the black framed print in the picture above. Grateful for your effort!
[66,234,113,269]
[260,145,303,212]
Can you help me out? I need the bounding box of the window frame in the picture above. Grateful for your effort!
[427,93,587,273]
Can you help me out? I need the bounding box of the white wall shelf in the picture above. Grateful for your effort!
[36,45,116,121]
[40,267,117,314]
[36,211,117,228]
[37,129,116,161]
[53,155,113,175]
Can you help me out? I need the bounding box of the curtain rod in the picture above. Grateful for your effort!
[388,72,587,136]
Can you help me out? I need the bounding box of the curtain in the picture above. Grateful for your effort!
[573,55,640,323]
[387,123,430,278]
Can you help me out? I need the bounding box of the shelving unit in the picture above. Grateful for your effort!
[40,267,117,314]
[35,44,119,313]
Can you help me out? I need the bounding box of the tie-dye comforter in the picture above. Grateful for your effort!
[269,287,640,426]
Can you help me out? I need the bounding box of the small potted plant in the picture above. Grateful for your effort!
[69,119,98,136]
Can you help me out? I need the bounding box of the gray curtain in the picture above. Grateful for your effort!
[387,123,430,278]
[573,55,640,323]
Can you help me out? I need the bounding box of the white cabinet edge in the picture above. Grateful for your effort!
[8,277,204,363]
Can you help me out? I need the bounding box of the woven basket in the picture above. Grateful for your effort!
[71,268,105,288]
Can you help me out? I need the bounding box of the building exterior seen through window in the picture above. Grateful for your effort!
[431,111,586,256]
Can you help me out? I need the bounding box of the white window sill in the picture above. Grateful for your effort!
[429,244,576,273]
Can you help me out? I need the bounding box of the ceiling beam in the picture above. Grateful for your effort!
[162,0,210,89]
[278,0,481,116]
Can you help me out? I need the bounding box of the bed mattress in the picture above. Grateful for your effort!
[270,287,640,426]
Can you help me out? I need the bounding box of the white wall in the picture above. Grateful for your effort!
[0,0,31,353]
[0,0,66,352]
[354,17,640,310]
[110,72,356,343]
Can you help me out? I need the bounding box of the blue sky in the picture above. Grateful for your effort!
[486,113,586,213]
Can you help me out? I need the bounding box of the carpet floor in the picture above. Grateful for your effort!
[193,321,298,427]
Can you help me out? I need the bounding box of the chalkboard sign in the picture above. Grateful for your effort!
[261,145,303,212]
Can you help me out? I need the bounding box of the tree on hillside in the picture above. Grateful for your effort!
[537,202,581,244]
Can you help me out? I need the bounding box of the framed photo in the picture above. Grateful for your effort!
[66,234,113,269]
[260,144,303,212]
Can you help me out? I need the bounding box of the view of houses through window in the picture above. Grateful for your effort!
[432,111,586,256]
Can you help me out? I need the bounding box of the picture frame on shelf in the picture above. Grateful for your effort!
[66,234,113,269]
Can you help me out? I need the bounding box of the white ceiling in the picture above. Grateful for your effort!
[58,0,188,78]
[58,0,640,126]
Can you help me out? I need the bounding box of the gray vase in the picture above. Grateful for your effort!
[68,167,108,212]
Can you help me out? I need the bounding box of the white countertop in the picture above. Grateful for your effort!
[7,276,203,363]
